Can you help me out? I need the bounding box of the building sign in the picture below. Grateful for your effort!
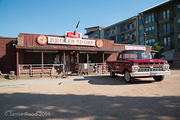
[125,45,146,50]
[66,32,82,39]
[48,37,96,46]
[37,35,47,45]
[96,40,103,48]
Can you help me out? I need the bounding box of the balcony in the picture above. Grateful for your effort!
[158,16,173,24]
[159,31,173,37]
[120,27,136,34]
[121,38,136,44]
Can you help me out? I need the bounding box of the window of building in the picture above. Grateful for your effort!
[178,34,180,39]
[164,37,171,48]
[105,30,110,37]
[164,37,167,47]
[146,38,155,46]
[148,16,151,23]
[139,19,143,25]
[152,13,155,22]
[139,30,143,37]
[163,23,171,33]
[152,26,155,32]
[178,19,180,28]
[177,4,180,12]
[168,37,171,48]
[163,11,166,20]
[145,26,155,34]
[145,16,148,24]
[112,28,116,34]
[167,9,170,19]
[167,23,170,33]
[163,24,167,33]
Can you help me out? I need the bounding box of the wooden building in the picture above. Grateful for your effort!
[0,33,151,77]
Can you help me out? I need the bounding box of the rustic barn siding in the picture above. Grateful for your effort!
[17,33,116,51]
[0,37,17,73]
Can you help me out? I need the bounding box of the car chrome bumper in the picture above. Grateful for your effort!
[130,71,171,77]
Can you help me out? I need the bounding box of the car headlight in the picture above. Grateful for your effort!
[163,65,169,71]
[132,65,139,72]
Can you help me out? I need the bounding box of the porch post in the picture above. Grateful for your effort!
[102,52,105,63]
[41,51,44,77]
[16,49,19,77]
[87,53,89,63]
[63,51,66,72]
[76,51,79,64]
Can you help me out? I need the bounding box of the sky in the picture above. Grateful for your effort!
[0,0,166,37]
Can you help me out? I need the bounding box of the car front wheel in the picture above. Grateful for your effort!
[110,71,115,78]
[124,71,134,83]
[153,76,164,81]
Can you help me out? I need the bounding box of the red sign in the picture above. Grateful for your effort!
[66,32,82,39]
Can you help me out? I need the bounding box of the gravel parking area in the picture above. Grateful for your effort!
[0,70,180,120]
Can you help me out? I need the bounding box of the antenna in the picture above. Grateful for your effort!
[73,21,80,35]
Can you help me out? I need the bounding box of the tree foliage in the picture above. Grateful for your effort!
[152,42,163,52]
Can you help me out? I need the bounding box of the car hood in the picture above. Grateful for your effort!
[130,59,167,63]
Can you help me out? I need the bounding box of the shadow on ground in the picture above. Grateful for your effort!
[74,75,154,85]
[0,93,180,120]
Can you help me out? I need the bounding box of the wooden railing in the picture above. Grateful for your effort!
[19,64,64,77]
[76,63,108,74]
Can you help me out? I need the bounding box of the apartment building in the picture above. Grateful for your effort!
[139,0,180,63]
[103,16,138,44]
[85,26,104,39]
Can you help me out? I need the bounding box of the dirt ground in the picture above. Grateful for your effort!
[0,70,180,120]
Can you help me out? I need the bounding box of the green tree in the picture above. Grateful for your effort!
[152,42,163,52]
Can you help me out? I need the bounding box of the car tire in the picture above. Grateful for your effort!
[110,71,115,78]
[153,76,164,81]
[124,70,134,83]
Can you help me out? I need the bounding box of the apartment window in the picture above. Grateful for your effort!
[168,37,171,48]
[162,9,170,20]
[148,16,151,23]
[177,4,180,12]
[105,30,110,37]
[145,16,148,24]
[146,38,155,46]
[139,19,143,25]
[164,37,167,47]
[163,11,166,20]
[128,22,135,30]
[164,37,171,48]
[167,23,170,33]
[178,34,180,39]
[152,26,155,32]
[152,13,155,22]
[167,9,170,19]
[145,26,155,34]
[163,24,170,33]
[139,30,143,37]
[178,19,180,28]
[112,28,116,34]
[145,13,155,24]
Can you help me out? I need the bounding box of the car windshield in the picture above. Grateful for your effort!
[121,50,150,59]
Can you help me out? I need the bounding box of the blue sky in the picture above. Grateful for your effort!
[0,0,166,37]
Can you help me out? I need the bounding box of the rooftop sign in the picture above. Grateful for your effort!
[125,45,146,50]
[65,32,82,39]
[47,37,95,46]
